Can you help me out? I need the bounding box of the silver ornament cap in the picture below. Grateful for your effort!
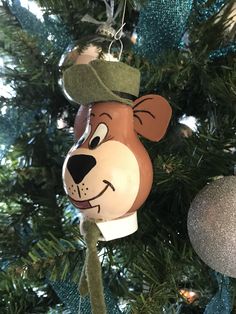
[187,176,236,278]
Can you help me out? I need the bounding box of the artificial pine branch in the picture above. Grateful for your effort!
[0,0,236,312]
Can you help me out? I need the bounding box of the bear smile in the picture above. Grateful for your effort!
[69,180,115,212]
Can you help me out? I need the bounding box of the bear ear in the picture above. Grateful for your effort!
[133,94,172,142]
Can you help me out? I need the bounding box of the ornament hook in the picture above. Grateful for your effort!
[107,0,127,61]
[107,23,125,61]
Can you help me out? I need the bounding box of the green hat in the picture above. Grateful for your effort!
[63,60,140,106]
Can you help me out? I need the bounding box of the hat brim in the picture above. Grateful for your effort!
[63,63,134,106]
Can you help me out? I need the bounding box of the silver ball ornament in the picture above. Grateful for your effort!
[58,39,120,104]
[187,176,236,278]
[58,43,101,104]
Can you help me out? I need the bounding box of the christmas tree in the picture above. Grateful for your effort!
[0,0,236,313]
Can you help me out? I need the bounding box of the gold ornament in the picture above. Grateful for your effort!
[179,288,199,304]
[187,176,236,278]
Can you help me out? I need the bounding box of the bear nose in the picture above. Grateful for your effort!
[67,154,96,184]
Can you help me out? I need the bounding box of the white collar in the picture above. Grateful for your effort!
[80,212,138,241]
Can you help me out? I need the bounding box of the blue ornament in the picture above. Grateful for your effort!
[204,272,234,314]
[134,0,193,60]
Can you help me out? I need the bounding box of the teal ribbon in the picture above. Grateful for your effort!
[196,0,228,20]
[204,272,234,314]
[50,278,122,314]
[134,0,193,60]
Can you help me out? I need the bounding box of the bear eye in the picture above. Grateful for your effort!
[89,123,108,149]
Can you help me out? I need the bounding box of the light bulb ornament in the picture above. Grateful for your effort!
[62,60,172,314]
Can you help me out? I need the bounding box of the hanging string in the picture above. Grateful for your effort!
[104,0,114,21]
[107,0,127,60]
[120,0,127,37]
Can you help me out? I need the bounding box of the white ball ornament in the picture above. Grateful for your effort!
[187,176,236,278]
